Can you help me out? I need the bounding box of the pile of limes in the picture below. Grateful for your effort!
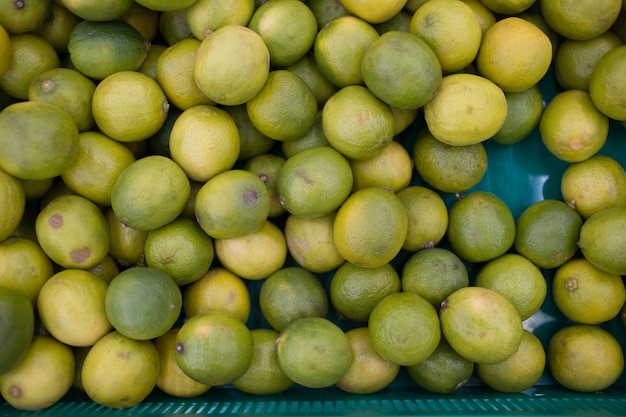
[1,0,626,412]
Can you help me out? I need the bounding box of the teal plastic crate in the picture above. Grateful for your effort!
[2,64,626,416]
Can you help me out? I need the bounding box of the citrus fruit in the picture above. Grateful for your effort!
[37,269,111,347]
[135,0,197,11]
[476,330,546,393]
[182,267,251,323]
[0,335,74,411]
[313,15,379,87]
[28,67,96,132]
[144,217,215,286]
[447,191,516,263]
[61,131,136,207]
[408,0,482,74]
[259,266,329,331]
[284,211,345,274]
[121,1,159,42]
[223,104,275,161]
[59,0,134,21]
[286,54,337,108]
[424,73,508,146]
[340,0,406,23]
[140,44,170,80]
[322,85,395,160]
[476,17,552,93]
[578,206,626,275]
[67,19,148,80]
[412,128,488,194]
[105,208,149,267]
[35,194,109,269]
[232,328,295,395]
[554,31,624,91]
[561,154,626,219]
[111,155,191,231]
[475,253,547,321]
[280,112,331,158]
[334,186,408,268]
[589,45,626,121]
[276,145,353,218]
[329,261,401,322]
[175,311,254,386]
[105,266,182,341]
[92,70,169,143]
[440,286,523,364]
[186,0,255,40]
[215,219,287,280]
[396,185,448,251]
[0,286,34,375]
[478,0,535,14]
[0,236,54,305]
[308,0,349,28]
[0,101,78,181]
[81,331,160,409]
[406,337,475,394]
[244,153,286,218]
[553,257,625,325]
[34,3,82,54]
[373,9,412,34]
[539,89,609,162]
[156,38,215,110]
[0,33,59,100]
[0,0,50,34]
[246,69,318,141]
[0,168,24,241]
[361,30,442,109]
[461,0,496,33]
[540,0,622,41]
[350,139,413,193]
[194,24,269,106]
[158,7,193,45]
[547,324,624,392]
[336,326,400,394]
[169,104,240,182]
[369,291,441,366]
[249,0,317,67]
[0,23,12,76]
[491,86,544,145]
[88,254,120,284]
[153,328,211,398]
[401,248,469,309]
[514,199,583,269]
[194,169,270,239]
[275,316,352,389]
[391,106,419,135]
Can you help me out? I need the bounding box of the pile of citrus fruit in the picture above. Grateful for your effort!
[1,0,626,412]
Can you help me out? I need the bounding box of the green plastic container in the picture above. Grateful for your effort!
[2,64,626,416]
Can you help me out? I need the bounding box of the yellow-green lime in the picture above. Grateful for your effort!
[67,19,148,80]
[259,267,328,331]
[373,9,413,34]
[246,69,318,141]
[194,24,270,106]
[492,86,543,145]
[307,0,349,29]
[350,139,413,193]
[401,248,469,309]
[475,253,547,321]
[111,155,190,231]
[476,330,546,393]
[461,0,496,34]
[121,1,160,42]
[589,45,626,121]
[0,168,24,241]
[158,8,193,45]
[553,257,626,324]
[59,0,134,21]
[175,311,254,386]
[0,0,50,34]
[322,85,395,160]
[578,206,626,276]
[478,0,535,14]
[369,292,441,366]
[286,54,337,108]
[284,211,345,274]
[413,129,488,194]
[0,101,78,180]
[329,261,401,322]
[194,169,270,239]
[547,324,624,392]
[0,335,74,411]
[396,186,448,251]
[336,327,400,394]
[135,0,197,11]
[186,0,255,40]
[276,145,353,218]
[34,3,82,54]
[275,316,352,388]
[280,111,330,158]
[0,23,12,76]
[361,30,442,109]
[447,191,516,263]
[105,208,149,267]
[144,217,215,286]
[340,0,406,24]
[540,0,622,41]
[223,104,275,162]
[88,254,120,284]
[81,331,159,409]
[232,328,295,395]
[514,199,583,269]
[0,286,34,375]
[439,286,523,364]
[244,153,287,218]
[406,337,474,394]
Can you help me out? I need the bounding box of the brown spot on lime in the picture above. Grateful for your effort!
[243,188,258,205]
[117,350,131,359]
[8,386,21,398]
[71,247,91,264]
[176,342,184,354]
[49,213,63,228]
[258,173,269,183]
[297,169,314,185]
